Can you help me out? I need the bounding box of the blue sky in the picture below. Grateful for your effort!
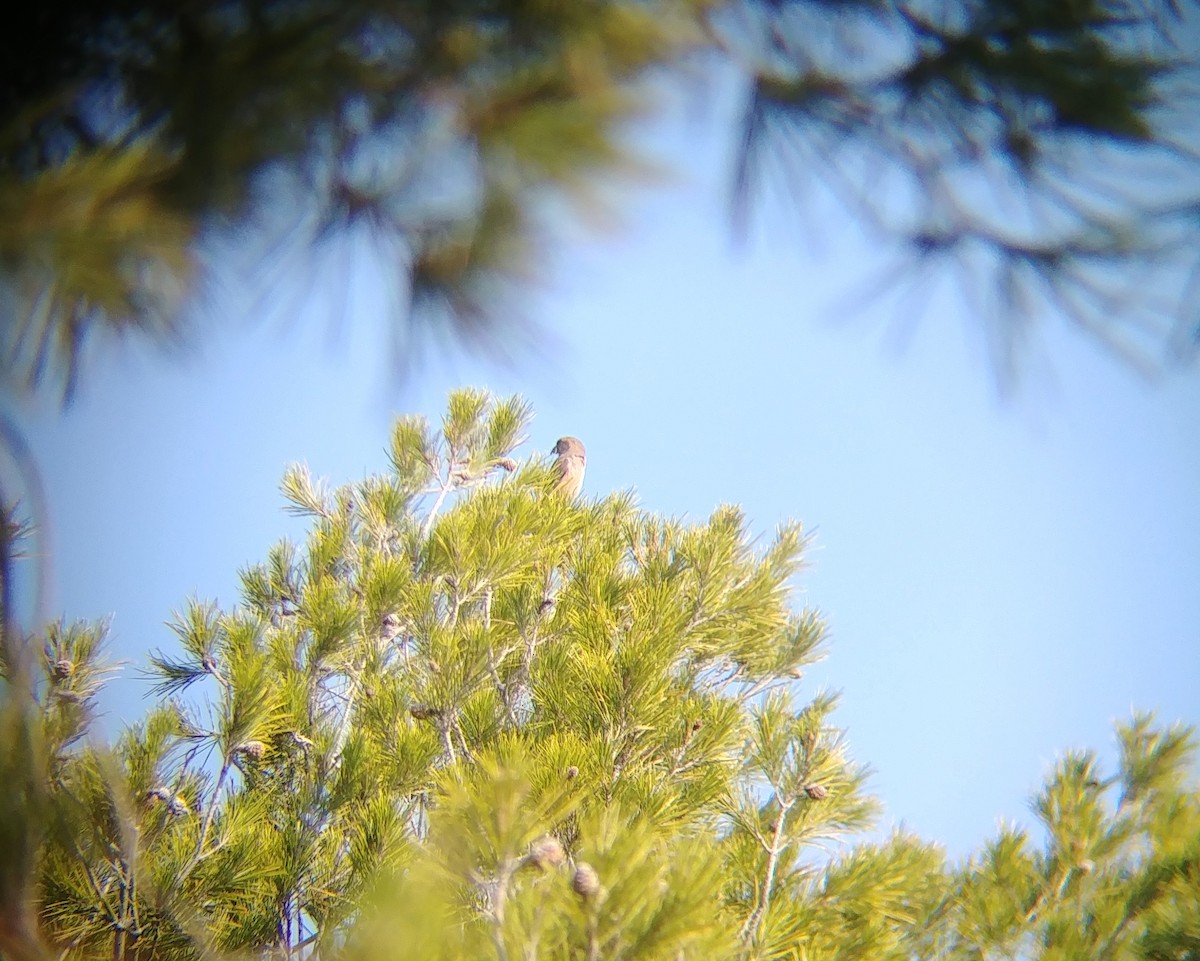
[18,80,1200,859]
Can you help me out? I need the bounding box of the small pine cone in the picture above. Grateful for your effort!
[1078,858,1095,873]
[804,783,828,801]
[495,457,518,472]
[537,597,556,618]
[201,654,218,674]
[526,836,565,871]
[236,740,267,761]
[572,862,601,899]
[52,658,74,681]
[381,612,401,640]
[691,719,703,732]
[565,766,579,780]
[409,703,440,721]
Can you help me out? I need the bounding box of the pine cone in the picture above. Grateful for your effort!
[409,703,440,721]
[572,862,601,899]
[235,740,267,760]
[804,783,828,800]
[145,787,189,815]
[526,836,565,871]
[380,612,401,642]
[495,457,518,472]
[52,658,74,680]
[565,766,579,780]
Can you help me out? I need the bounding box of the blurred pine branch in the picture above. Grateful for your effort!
[2,1,1198,403]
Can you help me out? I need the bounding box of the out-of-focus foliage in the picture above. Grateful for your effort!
[1,1,1197,402]
[726,0,1200,382]
[2,390,1196,960]
[1,0,709,402]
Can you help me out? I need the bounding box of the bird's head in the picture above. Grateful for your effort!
[553,436,586,458]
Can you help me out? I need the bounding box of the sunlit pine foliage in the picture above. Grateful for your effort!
[2,390,1197,961]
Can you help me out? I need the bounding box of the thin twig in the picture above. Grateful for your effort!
[190,756,232,871]
[740,797,794,944]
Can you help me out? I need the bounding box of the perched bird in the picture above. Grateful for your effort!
[551,436,587,499]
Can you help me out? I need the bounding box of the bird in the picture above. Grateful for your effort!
[551,436,586,499]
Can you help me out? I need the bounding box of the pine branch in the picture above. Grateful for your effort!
[189,755,232,874]
[329,671,360,768]
[419,470,455,544]
[740,797,795,945]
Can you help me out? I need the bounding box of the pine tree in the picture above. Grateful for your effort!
[4,389,1198,960]
[942,715,1200,961]
[25,388,859,959]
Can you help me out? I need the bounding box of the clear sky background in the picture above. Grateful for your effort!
[17,78,1200,859]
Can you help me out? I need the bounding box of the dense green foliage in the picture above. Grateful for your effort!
[2,391,1197,960]
[3,1,1197,402]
